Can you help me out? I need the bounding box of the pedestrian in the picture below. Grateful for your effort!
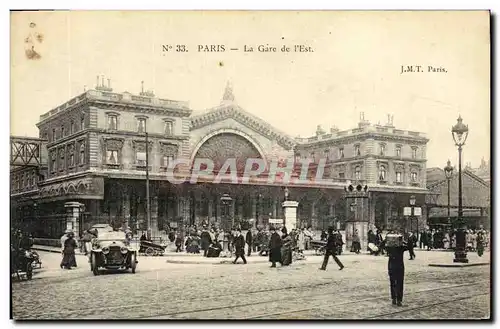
[60,231,78,270]
[175,230,184,253]
[407,232,417,260]
[281,228,293,266]
[246,229,253,257]
[476,231,485,257]
[268,227,282,267]
[351,229,361,254]
[319,226,344,271]
[297,228,306,255]
[200,226,212,257]
[385,231,408,306]
[232,229,247,264]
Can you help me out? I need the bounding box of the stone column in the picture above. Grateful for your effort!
[251,197,257,221]
[237,198,244,220]
[151,196,159,237]
[230,199,236,228]
[311,201,318,230]
[208,197,213,224]
[272,198,277,218]
[122,194,131,228]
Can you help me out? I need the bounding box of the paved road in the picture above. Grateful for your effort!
[11,251,490,320]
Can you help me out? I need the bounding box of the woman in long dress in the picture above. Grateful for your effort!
[60,232,77,269]
[268,227,282,267]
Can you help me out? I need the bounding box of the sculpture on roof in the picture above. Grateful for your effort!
[222,80,235,102]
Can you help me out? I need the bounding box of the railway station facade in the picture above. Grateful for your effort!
[11,82,430,240]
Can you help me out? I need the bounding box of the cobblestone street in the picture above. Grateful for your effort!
[12,250,490,320]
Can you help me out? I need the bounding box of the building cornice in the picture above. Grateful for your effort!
[295,132,428,149]
[190,104,296,151]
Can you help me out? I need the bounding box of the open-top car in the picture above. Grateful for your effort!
[90,231,138,275]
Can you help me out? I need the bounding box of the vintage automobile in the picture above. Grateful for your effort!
[90,231,138,275]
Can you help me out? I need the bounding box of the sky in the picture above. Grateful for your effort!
[10,11,490,168]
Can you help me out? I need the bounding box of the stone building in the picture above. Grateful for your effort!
[11,81,430,245]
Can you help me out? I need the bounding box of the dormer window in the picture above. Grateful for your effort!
[379,165,387,181]
[164,120,173,136]
[380,143,386,156]
[412,147,418,159]
[137,118,147,133]
[396,145,402,157]
[107,113,118,130]
[354,166,361,180]
[354,144,361,156]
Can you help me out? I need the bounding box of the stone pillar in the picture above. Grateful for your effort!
[272,198,277,218]
[122,194,131,228]
[251,197,257,221]
[230,199,235,228]
[151,196,159,237]
[282,200,299,232]
[64,202,83,236]
[311,201,318,230]
[208,198,213,224]
[237,198,243,220]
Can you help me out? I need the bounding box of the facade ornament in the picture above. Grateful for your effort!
[160,142,179,155]
[132,139,153,151]
[103,137,124,150]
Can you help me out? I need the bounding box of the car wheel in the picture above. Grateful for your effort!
[91,253,99,276]
[131,253,137,274]
[145,247,154,256]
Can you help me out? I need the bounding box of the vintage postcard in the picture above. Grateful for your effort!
[10,10,491,320]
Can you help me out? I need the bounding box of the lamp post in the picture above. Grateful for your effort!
[444,160,454,225]
[409,195,417,234]
[451,115,469,263]
[221,193,233,230]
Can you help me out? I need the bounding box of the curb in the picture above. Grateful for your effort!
[165,259,270,265]
[428,262,490,268]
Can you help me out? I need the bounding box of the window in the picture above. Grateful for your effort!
[43,132,48,140]
[136,151,147,166]
[69,152,75,167]
[396,171,402,183]
[163,155,174,168]
[79,144,85,165]
[338,147,344,159]
[396,146,401,157]
[310,152,315,162]
[107,114,118,130]
[70,121,74,134]
[20,174,24,189]
[52,129,56,141]
[411,171,418,182]
[61,126,65,137]
[164,121,173,135]
[354,166,361,180]
[412,147,418,159]
[32,172,36,186]
[354,144,361,156]
[324,149,329,161]
[137,118,146,133]
[380,144,386,156]
[59,149,65,171]
[51,153,56,172]
[339,172,345,179]
[379,165,387,181]
[81,116,85,130]
[107,150,119,165]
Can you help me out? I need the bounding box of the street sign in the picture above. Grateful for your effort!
[269,218,283,224]
[414,207,422,216]
[403,207,412,216]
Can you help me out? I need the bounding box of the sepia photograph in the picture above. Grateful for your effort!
[9,10,491,320]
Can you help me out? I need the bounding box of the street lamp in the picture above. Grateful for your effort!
[220,193,233,230]
[451,115,469,263]
[444,160,454,224]
[409,195,417,234]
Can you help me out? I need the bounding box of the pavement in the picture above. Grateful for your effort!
[12,249,491,320]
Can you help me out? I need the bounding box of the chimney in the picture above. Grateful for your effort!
[107,79,111,88]
[101,75,105,88]
[96,75,99,88]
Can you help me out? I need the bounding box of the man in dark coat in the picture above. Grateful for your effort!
[200,227,212,257]
[319,227,344,271]
[61,232,78,269]
[232,229,247,264]
[385,232,408,306]
[407,232,417,260]
[246,229,253,256]
[268,227,282,267]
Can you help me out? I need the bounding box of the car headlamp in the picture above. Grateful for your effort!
[102,247,110,254]
[120,247,128,254]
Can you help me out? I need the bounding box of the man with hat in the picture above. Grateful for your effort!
[385,229,408,307]
[232,228,247,264]
[319,226,344,271]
